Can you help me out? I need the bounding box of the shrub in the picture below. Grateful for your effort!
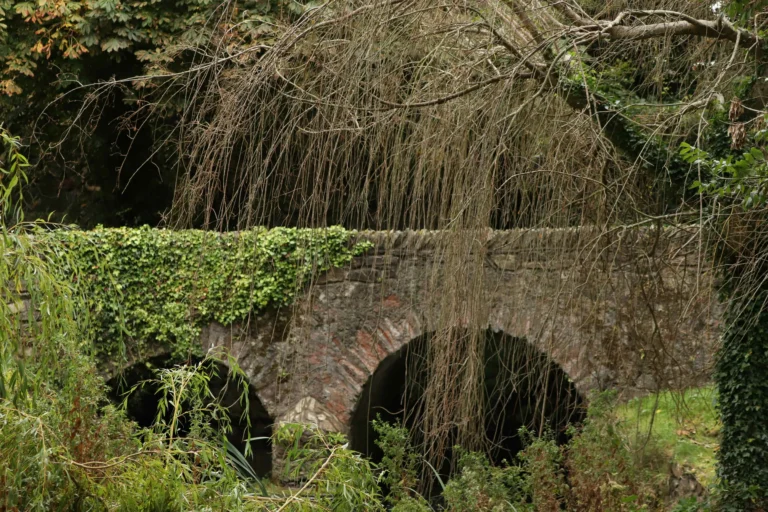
[565,391,667,511]
[442,449,530,511]
[273,423,385,511]
[373,417,424,505]
[518,428,566,511]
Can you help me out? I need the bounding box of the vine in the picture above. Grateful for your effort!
[679,112,768,509]
[714,287,768,510]
[43,226,372,358]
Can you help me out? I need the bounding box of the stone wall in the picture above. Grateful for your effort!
[192,227,720,437]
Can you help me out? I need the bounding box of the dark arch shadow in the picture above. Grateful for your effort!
[350,329,585,478]
[107,354,273,477]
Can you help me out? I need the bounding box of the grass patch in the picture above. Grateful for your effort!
[616,386,720,486]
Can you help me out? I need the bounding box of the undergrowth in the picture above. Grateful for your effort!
[617,388,720,487]
[370,389,716,512]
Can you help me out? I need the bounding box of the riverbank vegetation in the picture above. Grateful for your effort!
[3,0,768,508]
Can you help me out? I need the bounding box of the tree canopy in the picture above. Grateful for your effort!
[0,0,302,224]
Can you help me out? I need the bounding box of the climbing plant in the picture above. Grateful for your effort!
[680,116,768,508]
[714,291,768,509]
[43,226,371,358]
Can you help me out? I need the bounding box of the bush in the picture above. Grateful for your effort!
[273,423,385,511]
[370,391,696,512]
[518,428,566,511]
[565,391,667,511]
[373,417,423,504]
[441,449,533,511]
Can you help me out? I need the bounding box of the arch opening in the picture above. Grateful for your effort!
[350,329,585,477]
[107,354,273,477]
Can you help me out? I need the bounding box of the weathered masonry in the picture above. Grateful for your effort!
[108,227,718,441]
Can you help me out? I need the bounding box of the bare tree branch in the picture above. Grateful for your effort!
[551,4,761,51]
[602,19,758,47]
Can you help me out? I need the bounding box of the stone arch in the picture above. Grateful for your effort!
[106,353,275,477]
[347,327,585,470]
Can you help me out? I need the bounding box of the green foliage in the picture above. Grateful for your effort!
[714,290,768,511]
[273,423,385,511]
[0,0,308,227]
[0,130,133,510]
[0,126,28,223]
[434,391,676,512]
[0,0,295,96]
[564,60,763,200]
[724,0,768,26]
[681,128,768,210]
[372,390,693,512]
[560,74,695,198]
[41,226,371,358]
[517,428,566,511]
[670,497,714,512]
[373,416,425,505]
[0,397,136,510]
[565,391,667,511]
[442,448,530,511]
[0,132,94,410]
[576,58,639,103]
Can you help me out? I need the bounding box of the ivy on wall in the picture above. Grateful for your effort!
[44,226,371,357]
[715,287,768,511]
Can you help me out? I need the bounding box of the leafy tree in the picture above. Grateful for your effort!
[0,0,303,225]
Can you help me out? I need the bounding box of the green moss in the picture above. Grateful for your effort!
[42,226,371,358]
[616,387,720,487]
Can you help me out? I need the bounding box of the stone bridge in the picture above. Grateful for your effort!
[112,227,720,474]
